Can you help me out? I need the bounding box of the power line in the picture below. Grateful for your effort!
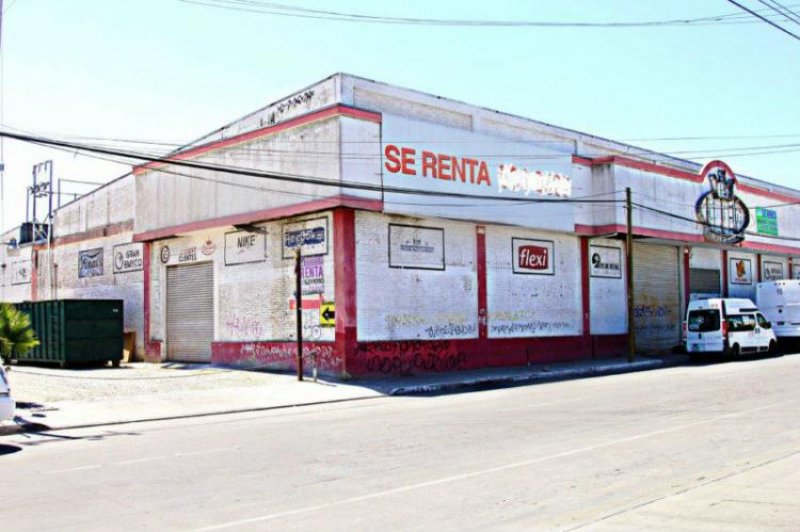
[179,0,800,28]
[726,0,800,41]
[755,0,800,26]
[1,129,621,207]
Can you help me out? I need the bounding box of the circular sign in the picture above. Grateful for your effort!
[160,245,171,264]
[114,251,124,270]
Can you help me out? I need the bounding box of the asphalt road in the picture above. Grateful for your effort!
[3,355,800,531]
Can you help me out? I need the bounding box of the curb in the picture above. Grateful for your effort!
[388,358,673,396]
[1,357,687,436]
[0,395,381,436]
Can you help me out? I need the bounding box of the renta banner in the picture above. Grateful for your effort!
[381,114,576,232]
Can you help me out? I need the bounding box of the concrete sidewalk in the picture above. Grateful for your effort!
[0,355,686,436]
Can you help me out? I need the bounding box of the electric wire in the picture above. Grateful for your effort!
[6,132,620,210]
[179,0,800,28]
[755,0,800,25]
[726,0,800,41]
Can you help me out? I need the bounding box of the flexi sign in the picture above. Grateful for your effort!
[518,245,549,271]
[512,238,554,275]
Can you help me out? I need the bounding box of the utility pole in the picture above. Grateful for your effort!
[295,248,304,381]
[626,187,635,363]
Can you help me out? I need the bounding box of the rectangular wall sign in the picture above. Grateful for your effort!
[11,260,31,285]
[113,243,144,274]
[282,217,328,258]
[512,238,555,275]
[301,255,324,294]
[589,245,622,279]
[762,260,784,281]
[729,257,752,285]
[225,230,267,265]
[388,224,445,270]
[755,207,778,236]
[78,248,104,278]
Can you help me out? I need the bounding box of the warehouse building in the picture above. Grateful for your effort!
[2,73,799,377]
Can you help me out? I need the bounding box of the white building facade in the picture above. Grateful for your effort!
[3,73,799,376]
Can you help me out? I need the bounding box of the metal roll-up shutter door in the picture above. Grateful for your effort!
[167,262,214,362]
[633,243,681,354]
[689,268,721,297]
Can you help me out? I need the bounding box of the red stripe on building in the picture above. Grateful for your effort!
[142,241,161,361]
[580,236,590,338]
[334,208,358,375]
[683,246,690,315]
[476,226,488,339]
[722,250,729,297]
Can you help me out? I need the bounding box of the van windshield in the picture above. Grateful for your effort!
[727,314,756,332]
[688,309,720,332]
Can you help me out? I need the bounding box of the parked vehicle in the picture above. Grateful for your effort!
[756,280,800,340]
[0,365,14,421]
[684,297,777,357]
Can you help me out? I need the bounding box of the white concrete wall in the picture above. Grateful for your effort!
[0,234,33,303]
[689,247,721,270]
[589,238,627,335]
[33,232,145,356]
[728,250,757,300]
[54,175,135,237]
[148,212,336,352]
[355,211,478,341]
[136,118,346,234]
[188,77,339,147]
[486,226,582,338]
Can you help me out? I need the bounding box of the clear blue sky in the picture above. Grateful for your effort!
[1,0,799,232]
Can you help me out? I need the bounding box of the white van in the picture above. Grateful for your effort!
[756,280,800,339]
[684,297,777,357]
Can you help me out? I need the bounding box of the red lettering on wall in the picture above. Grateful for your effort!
[401,147,416,175]
[384,144,401,173]
[438,155,452,181]
[421,151,437,178]
[453,157,466,183]
[477,162,491,186]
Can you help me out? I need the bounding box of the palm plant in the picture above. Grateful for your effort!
[0,303,39,364]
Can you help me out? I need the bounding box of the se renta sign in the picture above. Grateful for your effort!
[381,114,576,232]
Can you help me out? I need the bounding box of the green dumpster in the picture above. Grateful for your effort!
[15,300,124,368]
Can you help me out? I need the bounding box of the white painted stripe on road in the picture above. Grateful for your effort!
[44,464,102,474]
[175,446,239,457]
[117,456,170,466]
[194,398,799,531]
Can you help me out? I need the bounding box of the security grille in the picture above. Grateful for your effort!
[166,262,214,362]
[633,243,681,354]
[689,268,721,297]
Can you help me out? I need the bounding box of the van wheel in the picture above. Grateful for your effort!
[768,340,778,356]
[730,344,741,358]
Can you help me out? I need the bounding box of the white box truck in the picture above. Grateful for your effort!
[756,280,800,339]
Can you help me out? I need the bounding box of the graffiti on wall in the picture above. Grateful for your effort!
[224,316,265,339]
[360,341,468,375]
[233,342,342,370]
[489,321,571,336]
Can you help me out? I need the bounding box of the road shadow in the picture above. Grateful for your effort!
[0,444,22,456]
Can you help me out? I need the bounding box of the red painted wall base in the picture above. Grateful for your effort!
[212,334,629,378]
[212,341,343,374]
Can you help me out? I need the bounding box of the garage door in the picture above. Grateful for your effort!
[167,262,214,362]
[633,243,681,354]
[689,268,721,297]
